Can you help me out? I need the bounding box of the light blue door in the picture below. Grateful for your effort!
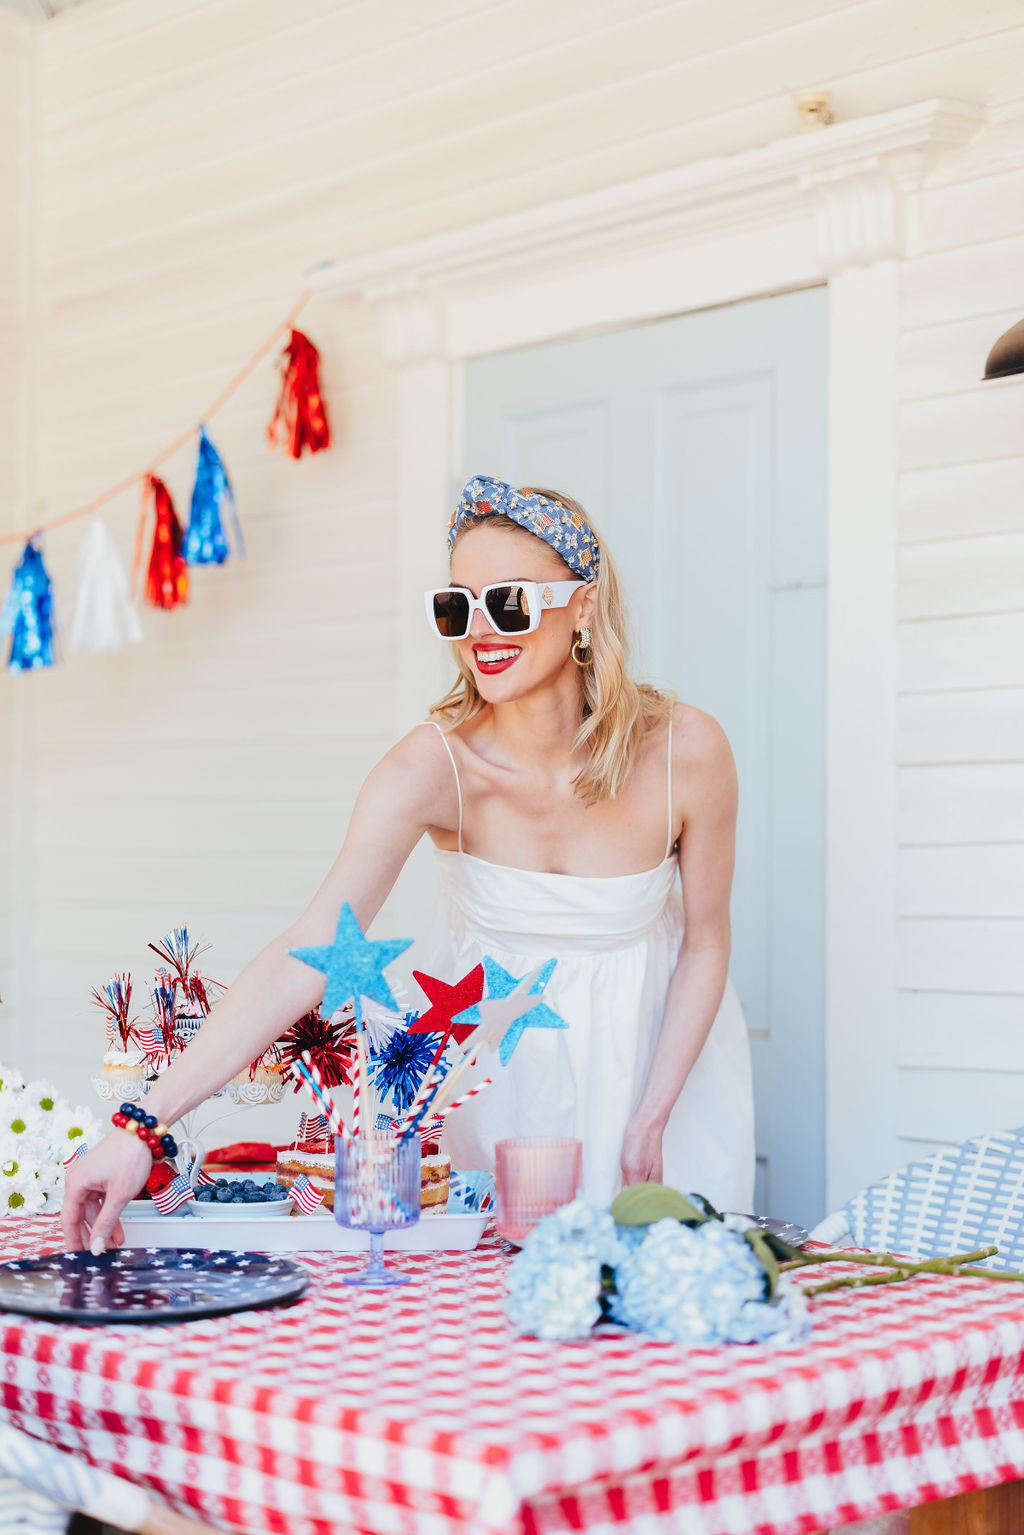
[461,288,828,1227]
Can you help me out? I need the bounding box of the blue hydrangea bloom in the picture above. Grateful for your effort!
[610,1218,806,1345]
[505,1200,624,1339]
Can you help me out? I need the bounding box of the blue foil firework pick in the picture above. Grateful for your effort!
[184,426,244,566]
[368,1024,442,1116]
[0,536,55,671]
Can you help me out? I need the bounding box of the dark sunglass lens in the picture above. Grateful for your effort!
[485,584,531,633]
[432,590,470,637]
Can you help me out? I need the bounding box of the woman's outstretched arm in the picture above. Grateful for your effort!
[61,725,453,1254]
[619,707,738,1186]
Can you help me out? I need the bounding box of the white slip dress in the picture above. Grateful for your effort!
[421,720,756,1211]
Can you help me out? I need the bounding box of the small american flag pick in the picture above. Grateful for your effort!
[297,1112,331,1148]
[287,1174,325,1214]
[61,1142,89,1170]
[151,1175,194,1215]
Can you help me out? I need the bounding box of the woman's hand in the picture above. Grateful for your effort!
[61,1131,152,1255]
[620,1115,664,1187]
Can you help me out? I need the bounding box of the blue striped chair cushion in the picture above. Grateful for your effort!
[844,1128,1024,1271]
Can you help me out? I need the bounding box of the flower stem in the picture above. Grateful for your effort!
[781,1245,996,1274]
[806,1269,912,1297]
[784,1244,1024,1300]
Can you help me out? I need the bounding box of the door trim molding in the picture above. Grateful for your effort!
[312,99,983,1210]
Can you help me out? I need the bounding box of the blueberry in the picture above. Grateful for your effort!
[242,1179,255,1191]
[243,1188,262,1202]
[196,1188,215,1203]
[215,1186,233,1203]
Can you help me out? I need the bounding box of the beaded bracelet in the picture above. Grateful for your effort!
[111,1103,178,1162]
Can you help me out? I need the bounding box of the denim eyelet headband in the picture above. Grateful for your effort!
[446,475,600,582]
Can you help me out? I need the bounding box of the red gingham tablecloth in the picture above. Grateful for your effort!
[2,1217,1024,1535]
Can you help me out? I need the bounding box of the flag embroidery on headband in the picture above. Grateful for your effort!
[447,476,600,582]
[151,1175,194,1214]
[61,1142,89,1169]
[287,1174,325,1214]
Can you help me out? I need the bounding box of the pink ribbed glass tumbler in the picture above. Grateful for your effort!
[494,1137,582,1245]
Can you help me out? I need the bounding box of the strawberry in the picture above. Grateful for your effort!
[144,1161,175,1198]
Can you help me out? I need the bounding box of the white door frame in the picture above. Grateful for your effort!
[313,99,984,1210]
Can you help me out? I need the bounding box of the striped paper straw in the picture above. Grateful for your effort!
[297,1053,349,1141]
[435,1077,493,1119]
[351,1069,362,1138]
[398,1070,454,1144]
[397,1061,448,1133]
[399,1062,448,1135]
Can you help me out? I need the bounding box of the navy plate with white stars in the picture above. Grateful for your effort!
[0,1248,310,1324]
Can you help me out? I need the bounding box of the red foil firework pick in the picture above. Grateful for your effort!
[278,1007,356,1091]
[144,475,188,610]
[91,973,137,1050]
[148,927,221,1020]
[267,329,331,459]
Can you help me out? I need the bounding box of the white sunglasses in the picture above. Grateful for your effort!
[424,580,586,639]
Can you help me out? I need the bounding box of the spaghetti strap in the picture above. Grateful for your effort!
[665,713,675,861]
[428,719,464,854]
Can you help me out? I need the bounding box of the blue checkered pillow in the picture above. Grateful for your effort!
[845,1128,1024,1271]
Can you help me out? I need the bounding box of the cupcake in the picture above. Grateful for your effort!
[99,1048,150,1091]
[224,1053,285,1103]
[421,1154,451,1214]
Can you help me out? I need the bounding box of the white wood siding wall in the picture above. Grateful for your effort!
[0,0,1021,1161]
[896,118,1024,1160]
[0,16,32,1062]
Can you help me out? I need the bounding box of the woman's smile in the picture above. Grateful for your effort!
[473,643,523,675]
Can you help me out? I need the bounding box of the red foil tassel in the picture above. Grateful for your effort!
[268,328,331,459]
[144,475,188,610]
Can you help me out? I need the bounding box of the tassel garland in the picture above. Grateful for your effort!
[144,475,189,610]
[0,303,332,678]
[184,426,244,566]
[1,536,56,672]
[268,328,331,459]
[70,519,143,653]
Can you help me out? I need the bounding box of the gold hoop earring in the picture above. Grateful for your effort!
[571,626,593,666]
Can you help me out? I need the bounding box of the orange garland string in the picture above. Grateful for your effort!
[0,291,313,552]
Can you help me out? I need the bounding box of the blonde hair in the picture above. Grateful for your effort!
[429,486,673,805]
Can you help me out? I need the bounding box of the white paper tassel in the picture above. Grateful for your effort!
[70,519,143,653]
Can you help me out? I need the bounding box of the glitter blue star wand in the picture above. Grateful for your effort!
[289,902,413,1137]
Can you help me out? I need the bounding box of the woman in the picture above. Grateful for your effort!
[63,476,754,1256]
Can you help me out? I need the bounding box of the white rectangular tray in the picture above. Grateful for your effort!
[120,1209,491,1253]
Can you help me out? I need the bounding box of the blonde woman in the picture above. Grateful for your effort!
[63,476,754,1256]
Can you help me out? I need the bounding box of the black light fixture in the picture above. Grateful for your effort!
[983,318,1024,380]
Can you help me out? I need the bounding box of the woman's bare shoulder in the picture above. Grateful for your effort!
[382,721,458,785]
[670,701,736,797]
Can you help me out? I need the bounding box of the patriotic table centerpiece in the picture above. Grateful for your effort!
[276,903,561,1218]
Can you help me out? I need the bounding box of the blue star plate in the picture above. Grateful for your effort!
[0,1249,310,1324]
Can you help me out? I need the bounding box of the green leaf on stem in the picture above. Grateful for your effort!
[610,1183,710,1227]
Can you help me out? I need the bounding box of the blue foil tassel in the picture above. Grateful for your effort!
[0,536,56,672]
[184,426,244,566]
[368,1026,442,1116]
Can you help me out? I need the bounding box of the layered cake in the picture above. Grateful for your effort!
[276,1148,335,1209]
[421,1154,450,1214]
[276,1147,453,1215]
